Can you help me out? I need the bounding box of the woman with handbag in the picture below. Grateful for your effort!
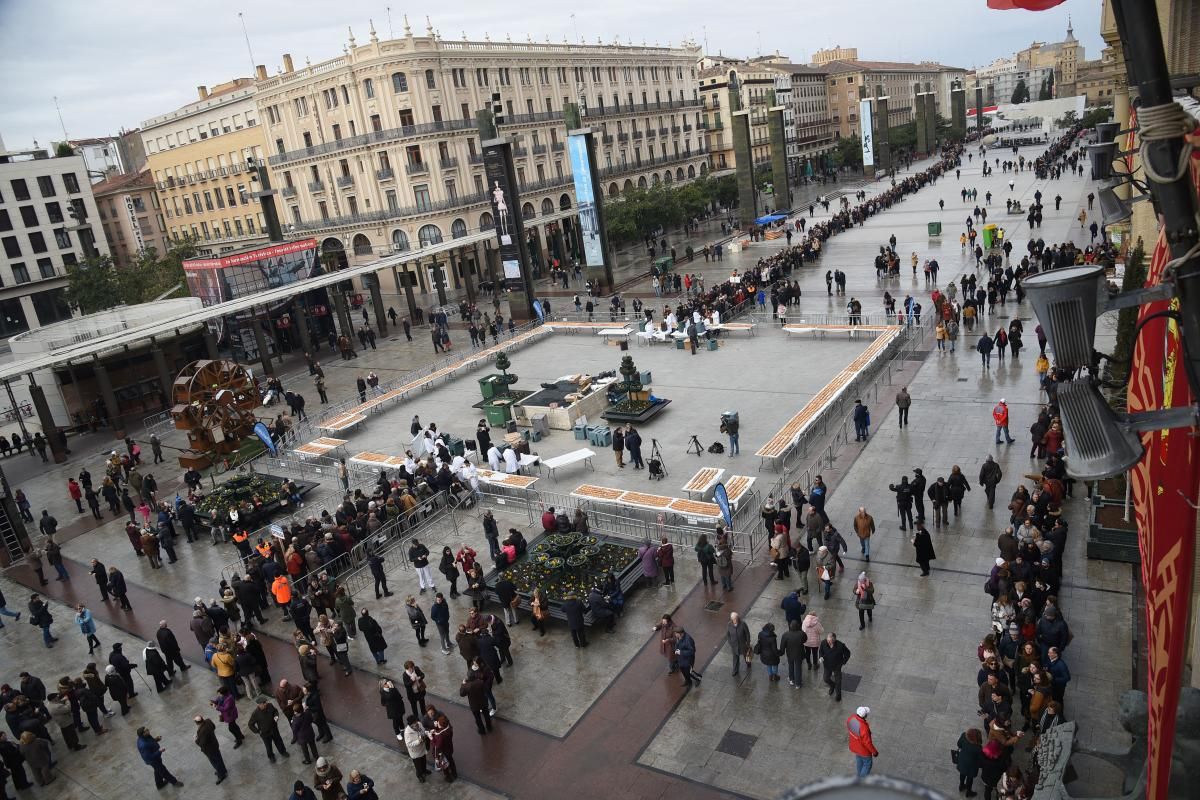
[402,661,427,718]
[852,573,876,630]
[694,534,716,586]
[430,713,457,783]
[438,547,460,598]
[530,588,549,637]
[955,728,984,796]
[654,614,678,674]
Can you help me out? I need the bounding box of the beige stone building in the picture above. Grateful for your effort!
[698,62,779,172]
[823,60,965,140]
[812,46,858,67]
[1015,21,1084,98]
[1077,47,1125,107]
[254,24,705,299]
[91,169,170,267]
[140,78,272,257]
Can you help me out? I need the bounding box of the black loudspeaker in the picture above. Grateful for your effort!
[619,340,629,351]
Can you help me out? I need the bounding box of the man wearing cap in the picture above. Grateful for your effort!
[846,706,879,777]
[992,399,1015,444]
[194,715,228,784]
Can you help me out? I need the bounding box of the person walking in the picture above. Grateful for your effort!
[43,533,68,580]
[142,641,172,692]
[156,621,189,676]
[673,628,701,689]
[107,567,132,610]
[956,728,984,796]
[27,593,56,647]
[754,622,782,681]
[853,573,876,630]
[992,399,1014,444]
[194,716,228,785]
[895,387,911,428]
[211,686,245,747]
[912,524,936,576]
[74,604,102,654]
[409,538,435,593]
[818,632,851,701]
[136,727,183,789]
[853,507,875,561]
[402,715,431,782]
[726,612,751,677]
[847,707,879,777]
[358,609,388,665]
[979,456,1003,509]
[431,592,453,653]
[459,673,493,735]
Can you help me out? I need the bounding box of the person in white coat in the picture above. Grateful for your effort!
[503,448,520,474]
[487,446,502,472]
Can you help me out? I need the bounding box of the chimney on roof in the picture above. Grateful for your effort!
[283,53,294,73]
[197,85,209,100]
[255,64,268,81]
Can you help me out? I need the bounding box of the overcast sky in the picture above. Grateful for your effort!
[0,0,1102,150]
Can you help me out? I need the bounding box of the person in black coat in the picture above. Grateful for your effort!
[487,615,513,667]
[780,620,807,687]
[910,468,928,523]
[475,421,492,464]
[562,595,588,648]
[89,559,109,602]
[587,587,615,633]
[103,666,131,715]
[947,466,972,517]
[358,610,388,665]
[107,644,137,697]
[289,705,318,764]
[156,620,188,676]
[459,675,492,735]
[476,631,504,685]
[817,633,851,701]
[142,643,171,692]
[107,568,131,611]
[927,478,951,526]
[379,679,406,735]
[0,731,31,790]
[889,477,915,531]
[754,623,782,681]
[401,664,426,718]
[912,525,936,576]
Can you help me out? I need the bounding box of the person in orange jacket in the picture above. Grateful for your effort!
[847,706,879,777]
[270,575,292,621]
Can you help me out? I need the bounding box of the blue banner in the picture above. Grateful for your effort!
[252,422,277,456]
[713,482,733,529]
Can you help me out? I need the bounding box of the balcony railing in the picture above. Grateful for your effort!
[501,109,564,126]
[406,161,429,176]
[288,190,491,233]
[632,131,643,140]
[683,123,693,131]
[601,135,613,144]
[267,118,476,166]
[646,128,657,138]
[281,186,297,198]
[336,175,354,188]
[512,147,529,157]
[671,125,681,133]
[617,133,629,143]
[439,157,460,169]
[596,145,709,180]
[308,180,325,193]
[658,127,669,136]
[376,167,394,181]
[531,144,547,155]
[469,153,484,165]
[551,141,564,152]
[585,98,701,120]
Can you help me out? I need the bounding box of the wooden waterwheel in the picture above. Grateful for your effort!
[170,360,260,468]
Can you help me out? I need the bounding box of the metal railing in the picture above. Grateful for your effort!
[336,175,354,188]
[268,118,476,166]
[142,409,173,437]
[376,167,394,181]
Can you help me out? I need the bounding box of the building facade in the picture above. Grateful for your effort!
[0,147,107,339]
[773,64,834,173]
[53,137,126,182]
[140,78,271,258]
[254,26,705,300]
[1016,21,1084,98]
[812,46,858,67]
[824,60,965,139]
[1077,47,1125,106]
[92,169,170,267]
[699,61,779,172]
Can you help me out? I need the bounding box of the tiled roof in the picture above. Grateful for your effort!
[91,168,153,196]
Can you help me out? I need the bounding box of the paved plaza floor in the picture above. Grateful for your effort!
[0,139,1133,799]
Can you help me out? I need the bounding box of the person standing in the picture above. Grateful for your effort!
[846,707,879,777]
[956,728,984,796]
[211,686,244,747]
[852,399,870,441]
[290,702,319,765]
[74,604,102,654]
[459,674,493,735]
[781,620,807,688]
[754,623,782,681]
[674,628,701,689]
[430,715,457,784]
[27,593,56,648]
[401,715,431,782]
[156,621,189,676]
[194,715,228,785]
[818,632,851,701]
[248,698,290,763]
[136,727,183,789]
[68,478,83,513]
[430,592,453,654]
[107,567,132,610]
[726,612,751,677]
[405,597,429,647]
[43,533,68,580]
[694,533,716,586]
[18,732,52,787]
[657,537,675,585]
[408,538,434,594]
[611,425,625,468]
[47,694,85,752]
[993,399,1015,444]
[481,510,501,560]
[912,524,936,576]
[853,573,876,630]
[562,594,588,648]
[359,609,388,665]
[721,413,740,456]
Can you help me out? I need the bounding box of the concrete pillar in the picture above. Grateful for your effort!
[203,330,220,360]
[93,361,120,436]
[432,259,448,306]
[332,291,353,338]
[551,226,567,268]
[251,316,274,376]
[923,89,937,156]
[400,264,419,320]
[449,250,462,290]
[975,86,985,133]
[27,379,66,463]
[1112,89,1131,201]
[367,278,387,337]
[292,301,313,355]
[914,84,929,156]
[150,343,173,408]
[460,247,476,304]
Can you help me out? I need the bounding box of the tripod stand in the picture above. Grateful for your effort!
[686,435,704,457]
[649,438,668,479]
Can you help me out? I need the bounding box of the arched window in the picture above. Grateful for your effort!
[559,193,572,210]
[321,238,347,270]
[663,171,673,184]
[392,72,408,93]
[391,229,410,252]
[676,168,685,181]
[363,78,375,99]
[418,224,442,246]
[608,183,619,198]
[479,211,493,230]
[623,179,635,194]
[651,173,661,186]
[699,162,708,175]
[425,69,436,89]
[540,198,554,215]
[687,165,696,178]
[451,218,468,239]
[521,202,535,220]
[352,233,373,256]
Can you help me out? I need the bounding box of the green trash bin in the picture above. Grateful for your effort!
[484,401,513,427]
[927,221,942,237]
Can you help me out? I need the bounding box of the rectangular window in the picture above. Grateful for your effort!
[233,219,244,236]
[36,176,55,197]
[444,180,456,202]
[398,109,414,127]
[226,187,237,207]
[44,202,63,224]
[183,197,193,214]
[28,231,47,253]
[461,102,471,121]
[62,252,77,266]
[432,105,442,122]
[19,206,38,227]
[473,174,484,195]
[294,97,309,116]
[63,173,80,193]
[246,216,256,234]
[203,192,214,211]
[290,207,301,225]
[413,184,431,212]
[214,189,225,209]
[37,258,54,279]
[318,202,328,221]
[54,228,70,249]
[11,179,30,201]
[11,263,29,283]
[0,210,10,231]
[200,221,210,239]
[386,190,398,211]
[2,237,20,258]
[223,220,233,237]
[371,114,382,132]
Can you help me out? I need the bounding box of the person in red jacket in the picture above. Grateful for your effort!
[847,706,879,777]
[992,399,1014,445]
[68,478,83,513]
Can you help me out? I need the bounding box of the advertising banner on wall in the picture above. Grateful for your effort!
[483,142,526,282]
[567,133,604,268]
[859,99,875,167]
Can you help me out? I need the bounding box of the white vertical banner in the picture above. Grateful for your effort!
[124,194,146,253]
[859,99,875,167]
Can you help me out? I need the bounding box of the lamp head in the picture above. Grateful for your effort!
[1023,265,1105,371]
[1055,378,1144,479]
[1095,121,1120,144]
[1087,141,1118,181]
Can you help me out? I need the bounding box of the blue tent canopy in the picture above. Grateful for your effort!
[755,213,787,225]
